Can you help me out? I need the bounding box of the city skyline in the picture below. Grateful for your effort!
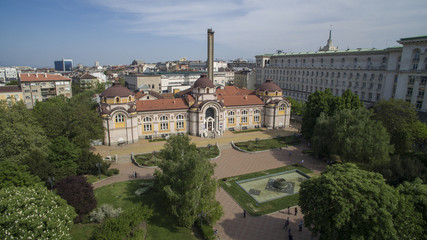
[1,0,426,68]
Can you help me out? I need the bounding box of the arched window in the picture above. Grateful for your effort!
[115,114,124,123]
[279,105,285,111]
[207,88,210,94]
[228,111,235,124]
[160,115,169,130]
[254,109,261,123]
[128,96,132,102]
[143,117,152,132]
[241,110,248,123]
[115,97,120,103]
[176,114,184,130]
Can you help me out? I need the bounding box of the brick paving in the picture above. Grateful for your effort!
[91,126,325,240]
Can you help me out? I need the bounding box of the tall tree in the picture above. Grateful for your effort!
[301,89,362,139]
[47,136,79,180]
[0,101,49,163]
[299,163,423,240]
[312,108,393,168]
[0,184,76,239]
[154,135,223,228]
[373,99,419,154]
[0,161,41,189]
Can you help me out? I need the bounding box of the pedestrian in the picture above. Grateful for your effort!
[301,159,304,165]
[135,172,138,178]
[288,228,292,235]
[295,207,298,216]
[299,220,303,231]
[243,209,246,218]
[287,206,290,214]
[284,217,290,229]
[288,152,292,157]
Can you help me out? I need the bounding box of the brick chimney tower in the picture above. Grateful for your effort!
[207,28,214,81]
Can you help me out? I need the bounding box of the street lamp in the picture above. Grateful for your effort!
[48,176,55,190]
[96,162,101,179]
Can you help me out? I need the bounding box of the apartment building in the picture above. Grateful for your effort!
[255,33,427,111]
[0,86,23,104]
[20,73,72,108]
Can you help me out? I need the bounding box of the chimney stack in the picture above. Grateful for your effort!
[207,28,214,81]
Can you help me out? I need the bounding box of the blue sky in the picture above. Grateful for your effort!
[1,0,426,68]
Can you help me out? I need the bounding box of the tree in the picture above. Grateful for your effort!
[0,161,41,189]
[397,178,427,236]
[299,163,423,240]
[312,108,393,168]
[154,135,223,228]
[373,99,419,154]
[287,97,305,116]
[380,154,427,186]
[0,101,49,163]
[55,175,97,222]
[47,136,79,180]
[301,89,362,139]
[32,93,104,149]
[0,184,76,239]
[76,149,110,176]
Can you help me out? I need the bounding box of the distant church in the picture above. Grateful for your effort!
[98,76,291,145]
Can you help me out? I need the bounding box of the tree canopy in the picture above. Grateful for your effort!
[32,92,104,149]
[0,184,76,239]
[55,175,97,222]
[301,89,362,139]
[0,101,49,163]
[373,99,421,154]
[0,161,41,189]
[312,108,393,168]
[299,163,424,240]
[154,135,223,228]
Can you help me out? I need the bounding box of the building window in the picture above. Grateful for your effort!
[129,96,132,102]
[416,101,422,110]
[143,117,152,132]
[241,110,248,123]
[279,105,285,111]
[176,114,184,129]
[254,109,260,123]
[409,76,415,84]
[115,97,120,103]
[115,114,124,123]
[419,88,425,97]
[228,111,235,124]
[407,88,413,96]
[160,115,169,130]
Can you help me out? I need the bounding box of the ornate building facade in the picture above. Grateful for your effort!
[99,74,291,145]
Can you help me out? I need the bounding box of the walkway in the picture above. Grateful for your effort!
[91,126,325,240]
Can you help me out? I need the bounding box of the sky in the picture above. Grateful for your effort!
[1,0,426,68]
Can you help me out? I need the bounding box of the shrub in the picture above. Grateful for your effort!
[55,175,97,222]
[105,168,119,176]
[89,204,123,223]
[94,205,153,240]
[196,221,216,240]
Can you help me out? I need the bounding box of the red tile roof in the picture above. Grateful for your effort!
[0,86,21,93]
[136,98,188,112]
[20,73,70,82]
[217,86,255,96]
[221,95,264,107]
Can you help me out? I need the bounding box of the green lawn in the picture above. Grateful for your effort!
[234,135,300,152]
[135,145,220,166]
[71,180,198,240]
[220,164,313,216]
[85,174,109,184]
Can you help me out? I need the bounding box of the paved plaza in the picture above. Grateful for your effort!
[92,126,326,240]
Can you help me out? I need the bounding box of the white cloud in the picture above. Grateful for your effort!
[90,0,427,59]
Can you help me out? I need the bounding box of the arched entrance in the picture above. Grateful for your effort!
[205,107,216,132]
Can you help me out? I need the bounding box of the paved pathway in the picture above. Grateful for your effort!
[91,126,325,240]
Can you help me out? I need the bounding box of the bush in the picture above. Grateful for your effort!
[196,221,216,240]
[55,176,97,223]
[89,204,123,223]
[105,168,120,176]
[76,150,110,175]
[94,205,153,240]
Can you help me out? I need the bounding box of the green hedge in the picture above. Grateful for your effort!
[196,221,215,240]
